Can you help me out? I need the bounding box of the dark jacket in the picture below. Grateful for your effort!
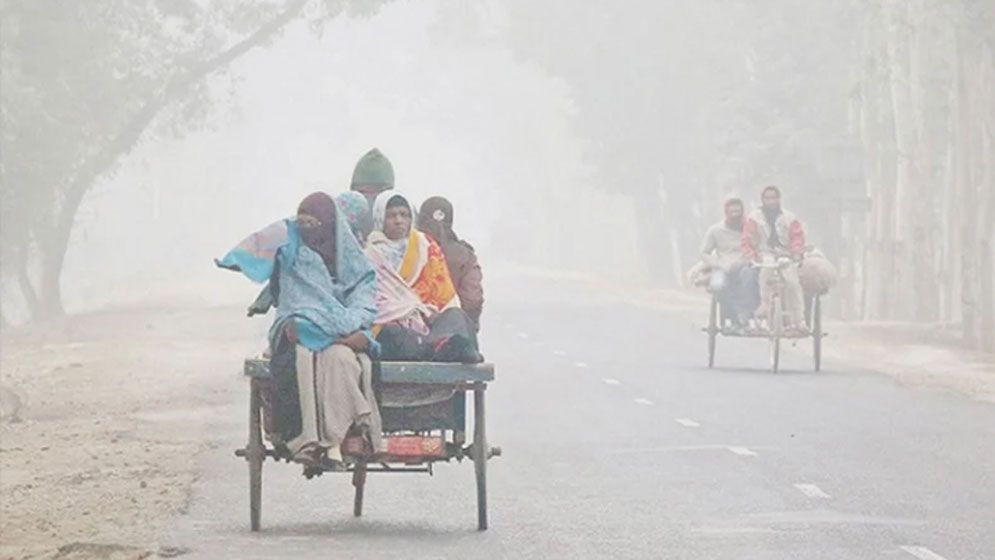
[439,238,484,330]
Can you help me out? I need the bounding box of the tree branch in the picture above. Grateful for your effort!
[33,0,309,316]
[50,0,311,266]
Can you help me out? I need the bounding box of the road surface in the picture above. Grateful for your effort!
[163,276,995,559]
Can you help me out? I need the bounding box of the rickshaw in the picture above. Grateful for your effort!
[235,358,500,531]
[704,256,825,373]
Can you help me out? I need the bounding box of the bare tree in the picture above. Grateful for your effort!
[0,0,385,320]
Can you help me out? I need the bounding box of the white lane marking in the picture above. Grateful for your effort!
[602,378,621,385]
[518,332,529,339]
[612,444,772,455]
[793,483,831,499]
[633,398,654,406]
[727,446,758,457]
[899,546,949,560]
[574,361,589,368]
[553,350,567,356]
[674,418,701,428]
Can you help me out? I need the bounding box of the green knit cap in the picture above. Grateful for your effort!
[350,148,394,190]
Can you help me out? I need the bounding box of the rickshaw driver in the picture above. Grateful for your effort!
[742,185,808,334]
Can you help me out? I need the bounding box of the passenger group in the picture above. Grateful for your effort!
[218,148,483,468]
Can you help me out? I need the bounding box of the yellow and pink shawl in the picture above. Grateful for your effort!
[366,193,460,332]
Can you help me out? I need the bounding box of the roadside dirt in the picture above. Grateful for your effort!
[0,305,257,560]
[821,322,995,404]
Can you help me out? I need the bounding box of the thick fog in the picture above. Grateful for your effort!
[2,0,994,346]
[5,2,995,557]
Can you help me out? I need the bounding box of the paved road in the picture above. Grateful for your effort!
[164,277,995,559]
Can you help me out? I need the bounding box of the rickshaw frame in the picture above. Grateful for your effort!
[235,358,499,532]
[704,258,825,373]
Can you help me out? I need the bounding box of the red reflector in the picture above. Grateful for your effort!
[387,436,445,457]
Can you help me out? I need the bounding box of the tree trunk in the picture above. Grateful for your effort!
[885,0,931,321]
[956,42,980,348]
[906,0,938,322]
[13,241,41,319]
[858,7,883,320]
[633,187,671,283]
[981,238,994,352]
[35,236,68,320]
[979,45,995,352]
[876,46,899,320]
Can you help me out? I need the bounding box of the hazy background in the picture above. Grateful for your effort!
[2,0,993,350]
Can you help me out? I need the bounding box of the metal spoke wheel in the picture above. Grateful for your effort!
[769,296,782,374]
[473,384,488,531]
[812,296,822,372]
[247,381,264,531]
[352,461,367,517]
[707,297,718,368]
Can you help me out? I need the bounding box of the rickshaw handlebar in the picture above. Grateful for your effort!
[754,256,797,270]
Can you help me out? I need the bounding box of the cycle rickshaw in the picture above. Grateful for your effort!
[235,358,500,531]
[704,256,825,373]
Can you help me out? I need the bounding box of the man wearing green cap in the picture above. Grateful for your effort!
[350,148,394,208]
[349,148,394,240]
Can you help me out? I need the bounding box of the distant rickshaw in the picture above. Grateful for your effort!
[704,256,825,373]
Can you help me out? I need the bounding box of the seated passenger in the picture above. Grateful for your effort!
[417,196,484,331]
[365,191,482,363]
[350,148,395,238]
[217,192,384,468]
[336,191,373,245]
[695,197,758,330]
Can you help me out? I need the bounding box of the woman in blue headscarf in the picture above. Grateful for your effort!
[218,192,383,468]
[335,191,372,244]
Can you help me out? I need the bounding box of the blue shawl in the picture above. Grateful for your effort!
[216,208,378,353]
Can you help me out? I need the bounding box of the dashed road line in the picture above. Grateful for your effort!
[574,361,589,369]
[674,418,701,428]
[727,446,758,457]
[633,398,654,406]
[612,444,771,455]
[899,546,949,560]
[792,483,831,499]
[602,378,621,385]
[518,332,530,340]
[552,350,567,356]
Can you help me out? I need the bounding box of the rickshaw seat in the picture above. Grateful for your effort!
[244,358,494,384]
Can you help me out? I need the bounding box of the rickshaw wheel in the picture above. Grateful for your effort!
[473,385,488,531]
[769,297,782,374]
[707,298,718,368]
[248,381,264,531]
[352,462,367,517]
[812,296,822,372]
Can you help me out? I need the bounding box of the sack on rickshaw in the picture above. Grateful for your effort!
[686,261,711,288]
[799,250,837,297]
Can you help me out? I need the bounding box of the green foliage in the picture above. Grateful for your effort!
[0,0,388,318]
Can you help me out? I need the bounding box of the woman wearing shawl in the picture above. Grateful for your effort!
[217,192,384,468]
[335,191,373,245]
[365,191,482,363]
[417,196,484,331]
